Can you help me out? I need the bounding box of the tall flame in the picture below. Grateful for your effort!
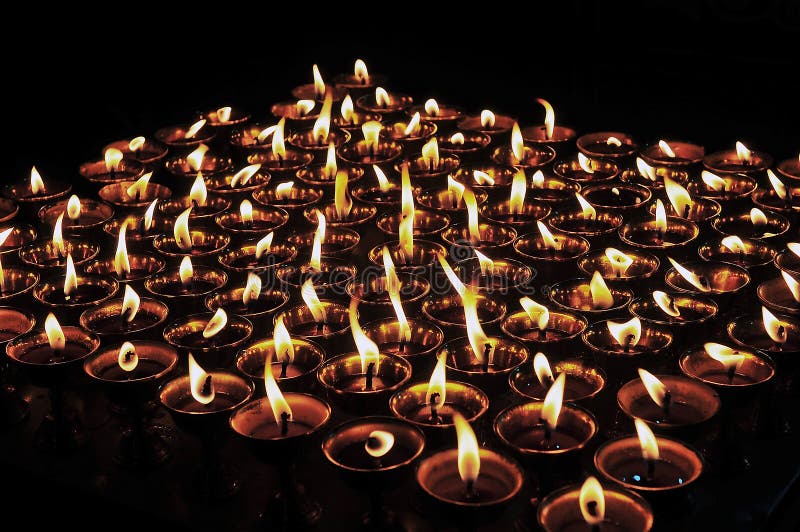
[383,246,411,343]
[653,290,681,317]
[590,271,614,310]
[274,314,295,364]
[636,158,656,182]
[701,171,727,191]
[144,199,157,232]
[118,341,138,372]
[265,345,292,424]
[422,138,440,170]
[480,110,495,128]
[350,297,381,373]
[187,144,209,173]
[312,91,333,143]
[520,297,549,332]
[121,285,141,324]
[789,242,800,259]
[668,257,710,292]
[578,153,595,174]
[655,199,667,237]
[312,64,325,99]
[362,121,382,151]
[463,288,495,365]
[126,172,152,198]
[189,173,208,207]
[301,278,327,322]
[607,317,641,349]
[373,165,390,192]
[704,342,746,373]
[464,188,481,245]
[448,176,466,206]
[541,373,566,431]
[67,195,81,221]
[781,270,800,303]
[334,170,353,219]
[537,220,560,250]
[112,224,130,277]
[179,256,193,288]
[174,207,193,252]
[474,249,495,277]
[375,87,391,108]
[341,94,355,122]
[535,98,555,140]
[424,99,440,116]
[242,272,261,306]
[453,413,480,485]
[53,213,66,257]
[104,148,123,172]
[426,352,447,408]
[721,235,746,254]
[638,368,668,408]
[240,199,253,225]
[736,141,752,163]
[365,430,395,458]
[45,313,65,353]
[762,306,788,344]
[63,253,77,298]
[399,163,415,260]
[324,143,338,179]
[658,140,677,158]
[511,122,525,163]
[436,253,466,297]
[576,192,596,220]
[255,232,273,260]
[311,210,325,271]
[184,119,206,139]
[635,418,660,461]
[768,169,788,200]
[605,248,633,277]
[30,166,45,194]
[354,59,370,83]
[664,176,693,218]
[750,207,768,228]
[533,352,554,387]
[579,477,605,526]
[230,164,261,188]
[188,353,215,404]
[272,118,286,159]
[403,112,422,137]
[202,308,228,339]
[510,168,527,214]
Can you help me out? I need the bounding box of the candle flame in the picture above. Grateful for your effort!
[256,125,277,145]
[474,249,494,277]
[537,220,560,251]
[399,163,415,261]
[701,171,727,191]
[532,170,545,188]
[736,141,752,162]
[704,342,746,374]
[128,137,145,152]
[362,121,382,151]
[242,272,262,306]
[216,106,232,123]
[579,477,605,526]
[184,119,206,139]
[668,257,711,292]
[605,248,633,277]
[403,112,422,137]
[576,192,596,220]
[272,118,286,159]
[426,352,447,408]
[590,271,614,310]
[721,235,746,254]
[301,278,327,323]
[453,413,480,485]
[658,140,677,158]
[473,170,495,186]
[762,306,788,344]
[126,172,152,199]
[121,285,141,324]
[334,170,354,220]
[254,232,273,261]
[239,199,253,225]
[638,368,668,408]
[578,153,594,174]
[312,64,325,98]
[264,344,292,424]
[188,353,215,405]
[118,341,138,372]
[365,430,395,458]
[63,253,78,298]
[509,168,527,214]
[449,132,465,145]
[0,228,10,247]
[187,174,208,207]
[511,122,525,163]
[464,287,495,365]
[655,199,667,236]
[635,418,660,461]
[789,242,800,259]
[324,143,338,179]
[533,352,554,387]
[67,195,81,221]
[607,317,641,348]
[104,148,123,173]
[338,96,355,126]
[354,59,370,83]
[312,91,333,143]
[179,256,193,288]
[606,136,622,147]
[383,246,411,343]
[53,213,66,257]
[296,100,316,116]
[782,270,800,303]
[273,314,295,364]
[424,98,440,117]
[30,166,45,194]
[373,165,391,192]
[437,253,466,297]
[664,176,693,217]
[520,297,549,332]
[230,164,261,188]
[375,87,391,108]
[311,210,325,271]
[174,207,193,252]
[447,176,466,207]
[140,199,157,233]
[768,169,788,200]
[350,297,381,374]
[750,207,768,228]
[275,181,294,200]
[187,144,209,173]
[541,372,566,431]
[480,109,495,128]
[636,158,656,182]
[465,188,481,245]
[422,137,440,170]
[535,98,555,140]
[45,313,65,353]
[653,290,681,317]
[202,308,228,339]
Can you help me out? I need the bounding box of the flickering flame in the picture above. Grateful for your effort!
[424,98,440,116]
[104,148,123,172]
[399,163,414,260]
[541,372,566,430]
[273,314,295,364]
[242,272,261,306]
[781,270,800,303]
[474,249,495,277]
[704,342,746,373]
[789,242,800,259]
[373,165,391,192]
[532,170,545,188]
[216,106,232,123]
[426,352,447,408]
[0,228,11,247]
[736,141,752,162]
[578,153,594,174]
[447,175,466,206]
[635,418,660,461]
[230,164,261,188]
[126,172,152,198]
[312,64,325,98]
[721,235,746,254]
[256,125,277,144]
[576,192,596,220]
[275,181,294,200]
[465,188,481,244]
[354,59,370,83]
[403,112,422,137]
[422,138,440,170]
[533,352,554,387]
[606,136,622,147]
[174,207,193,252]
[375,87,391,108]
[382,246,411,343]
[362,121,382,151]
[520,297,549,332]
[128,136,146,152]
[115,225,130,277]
[239,199,253,225]
[188,353,215,404]
[45,313,65,353]
[30,166,45,194]
[667,257,710,292]
[607,317,642,348]
[311,210,325,271]
[750,207,768,228]
[449,132,465,145]
[437,253,466,297]
[312,91,333,143]
[473,170,495,186]
[763,306,788,344]
[121,285,141,324]
[296,100,316,116]
[653,290,681,317]
[264,347,292,424]
[636,158,656,182]
[605,248,633,277]
[254,232,273,261]
[66,195,81,221]
[655,199,667,236]
[768,170,788,200]
[118,342,138,372]
[509,169,527,214]
[53,213,66,257]
[664,176,693,217]
[272,118,286,159]
[365,430,395,458]
[189,174,208,207]
[590,271,614,310]
[536,98,555,140]
[701,171,727,191]
[63,253,77,298]
[480,109,495,128]
[341,95,355,122]
[579,477,605,526]
[324,143,338,178]
[638,368,668,408]
[453,413,480,485]
[464,288,495,365]
[184,119,206,139]
[187,144,209,172]
[202,308,228,339]
[658,140,677,158]
[144,199,157,232]
[350,298,381,374]
[179,256,193,288]
[511,122,525,162]
[537,221,560,251]
[301,278,327,323]
[333,171,354,220]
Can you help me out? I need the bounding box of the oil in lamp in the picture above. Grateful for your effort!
[703,140,772,174]
[214,199,289,240]
[619,157,689,197]
[204,163,271,202]
[158,173,231,222]
[20,213,99,271]
[640,138,705,167]
[292,63,346,101]
[286,221,360,261]
[548,271,634,318]
[711,206,789,241]
[451,164,518,197]
[163,308,253,368]
[355,85,413,118]
[501,297,588,349]
[200,105,250,132]
[0,227,38,303]
[297,142,364,189]
[777,152,800,181]
[547,191,624,242]
[0,198,18,224]
[229,123,279,156]
[153,206,231,262]
[216,231,297,279]
[513,221,590,279]
[333,94,383,131]
[103,136,169,166]
[351,165,405,206]
[581,182,652,219]
[374,168,450,239]
[79,147,146,186]
[83,224,166,287]
[576,131,639,159]
[526,169,583,205]
[653,175,722,224]
[98,172,173,212]
[478,168,551,230]
[458,108,517,143]
[155,118,215,152]
[577,247,660,285]
[440,187,518,251]
[247,118,314,176]
[775,241,800,277]
[664,257,750,305]
[144,255,228,315]
[681,342,776,389]
[38,193,115,235]
[0,307,35,426]
[79,284,168,341]
[554,152,620,185]
[333,58,387,96]
[164,143,233,187]
[270,98,321,130]
[757,268,800,316]
[491,122,556,169]
[403,137,461,188]
[688,169,757,204]
[752,169,800,215]
[455,248,534,299]
[415,175,486,218]
[618,199,699,256]
[337,120,403,166]
[408,97,463,130]
[3,166,72,217]
[727,305,800,353]
[206,272,289,329]
[288,91,352,160]
[278,278,352,355]
[303,169,377,227]
[380,111,437,153]
[628,290,718,343]
[252,180,324,218]
[437,130,492,163]
[521,98,577,152]
[697,234,777,271]
[509,352,605,404]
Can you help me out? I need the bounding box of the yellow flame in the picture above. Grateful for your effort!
[635,418,660,461]
[118,341,138,372]
[126,172,152,198]
[536,98,555,140]
[66,195,81,221]
[426,352,447,408]
[474,249,495,277]
[365,430,395,458]
[254,232,273,261]
[296,100,316,116]
[202,308,228,339]
[453,413,480,485]
[664,176,693,217]
[349,297,380,373]
[520,297,549,332]
[312,64,325,98]
[704,342,746,373]
[509,169,527,214]
[607,317,641,348]
[128,136,146,152]
[403,112,422,137]
[383,246,411,343]
[736,141,752,162]
[239,199,253,225]
[63,253,77,298]
[667,257,710,292]
[537,220,560,250]
[653,290,681,317]
[532,170,545,188]
[272,118,286,159]
[362,121,382,151]
[576,192,596,219]
[273,314,295,364]
[638,368,668,408]
[655,199,667,236]
[313,91,333,143]
[473,170,495,186]
[275,181,294,200]
[301,278,327,322]
[341,95,355,122]
[187,144,209,172]
[782,270,800,303]
[511,122,525,162]
[579,477,605,526]
[768,169,788,200]
[658,140,677,158]
[115,225,130,277]
[464,287,495,364]
[30,166,45,194]
[636,158,656,182]
[436,253,466,297]
[104,148,123,173]
[121,285,140,324]
[701,171,727,191]
[231,164,261,188]
[188,353,215,404]
[143,199,157,232]
[53,213,66,257]
[264,345,292,424]
[354,59,370,83]
[541,372,566,431]
[257,125,277,144]
[464,188,481,244]
[424,98,440,116]
[334,170,353,220]
[447,176,466,207]
[179,256,193,288]
[721,235,746,254]
[184,119,206,139]
[243,272,262,306]
[750,207,768,227]
[311,210,325,271]
[422,138,440,170]
[45,313,65,352]
[578,153,594,174]
[606,136,622,147]
[789,242,800,259]
[373,165,390,192]
[0,228,11,247]
[533,352,554,387]
[605,248,633,277]
[399,163,415,260]
[188,174,207,207]
[480,109,495,128]
[762,306,788,344]
[450,132,465,145]
[216,106,232,123]
[375,87,391,107]
[590,271,614,310]
[174,207,193,252]
[322,143,338,179]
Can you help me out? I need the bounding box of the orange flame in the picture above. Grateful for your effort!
[701,171,727,192]
[255,232,273,261]
[242,272,262,306]
[118,341,138,372]
[424,98,440,117]
[144,199,157,232]
[426,352,447,408]
[768,169,788,200]
[607,317,641,348]
[273,314,295,364]
[655,199,667,237]
[354,59,370,84]
[762,306,788,344]
[736,141,752,163]
[341,95,355,122]
[453,413,480,485]
[324,143,338,179]
[30,166,45,194]
[541,373,566,431]
[789,242,800,259]
[638,368,668,408]
[189,353,215,404]
[296,100,316,116]
[533,352,554,387]
[174,207,193,252]
[301,278,327,323]
[264,344,293,424]
[664,176,693,217]
[510,169,527,214]
[653,290,681,317]
[578,153,594,174]
[373,165,391,192]
[535,98,555,140]
[721,235,746,254]
[472,170,495,186]
[179,256,193,288]
[464,188,481,245]
[53,213,66,257]
[532,170,545,188]
[128,136,146,152]
[464,288,495,365]
[635,418,660,461]
[382,246,411,343]
[189,173,207,207]
[121,285,141,324]
[275,181,294,200]
[399,163,414,260]
[511,122,525,162]
[658,140,676,158]
[256,125,277,144]
[436,253,466,297]
[349,297,381,373]
[480,109,495,128]
[66,194,81,221]
[187,144,209,172]
[312,91,333,144]
[184,119,206,139]
[422,137,440,170]
[605,248,633,277]
[126,172,152,198]
[537,220,560,251]
[312,64,325,99]
[230,164,261,188]
[579,477,605,526]
[520,297,549,332]
[576,192,596,220]
[45,313,65,352]
[403,112,422,137]
[781,270,800,303]
[606,136,622,147]
[636,158,656,182]
[449,132,465,145]
[334,170,354,219]
[104,148,123,173]
[202,308,228,339]
[365,430,395,458]
[474,249,495,277]
[311,210,325,271]
[704,342,746,374]
[362,121,382,151]
[750,207,768,228]
[272,118,286,159]
[63,253,77,298]
[216,106,232,123]
[239,199,254,225]
[115,225,130,277]
[590,271,614,309]
[668,257,711,292]
[375,87,391,108]
[447,176,466,206]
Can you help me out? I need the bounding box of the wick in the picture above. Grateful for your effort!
[398,339,406,354]
[699,275,710,290]
[429,392,441,424]
[280,353,289,379]
[587,501,601,532]
[465,479,477,501]
[541,417,552,441]
[775,325,785,352]
[656,229,663,246]
[280,411,290,436]
[316,321,324,335]
[451,193,457,210]
[191,199,199,210]
[134,189,141,202]
[623,334,635,353]
[727,365,736,383]
[428,158,434,173]
[663,390,672,420]
[538,327,547,340]
[482,343,492,373]
[646,458,656,482]
[368,144,375,160]
[365,361,375,391]
[137,217,146,236]
[548,246,556,260]
[201,375,213,397]
[277,153,284,168]
[683,204,690,219]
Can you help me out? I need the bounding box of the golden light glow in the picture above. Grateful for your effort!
[736,140,752,162]
[472,170,495,186]
[576,192,596,220]
[373,165,391,192]
[532,169,545,188]
[664,176,693,217]
[399,162,415,260]
[301,278,327,322]
[334,170,353,220]
[762,306,788,344]
[579,477,605,527]
[590,271,614,310]
[533,352,554,387]
[126,172,152,198]
[789,242,800,259]
[606,136,622,147]
[750,207,768,228]
[239,199,253,225]
[607,317,642,348]
[341,94,355,122]
[349,297,381,374]
[426,352,447,408]
[184,119,206,139]
[187,144,209,172]
[658,140,677,158]
[230,164,261,188]
[382,246,411,343]
[424,98,440,116]
[202,308,228,339]
[721,235,746,254]
[537,221,560,251]
[256,125,277,144]
[436,253,466,297]
[449,132,465,145]
[635,418,660,461]
[30,166,45,195]
[264,345,292,424]
[541,372,566,431]
[668,257,711,292]
[453,413,480,485]
[605,248,633,277]
[511,122,525,163]
[0,255,5,293]
[510,168,527,214]
[480,109,495,128]
[354,59,370,83]
[53,213,66,257]
[375,87,391,107]
[655,199,667,236]
[701,171,727,191]
[254,232,273,261]
[638,368,668,408]
[242,272,262,306]
[189,174,208,207]
[536,98,555,140]
[174,207,193,252]
[118,341,138,372]
[144,199,157,232]
[45,313,65,353]
[464,287,496,365]
[653,290,681,317]
[273,314,295,364]
[128,136,146,152]
[275,181,294,200]
[474,249,495,277]
[311,209,325,271]
[636,158,656,182]
[422,137,440,170]
[704,342,746,373]
[768,169,788,200]
[104,148,123,173]
[403,112,422,137]
[63,253,78,298]
[121,285,141,324]
[578,153,594,174]
[0,228,11,247]
[464,188,481,245]
[115,225,131,277]
[365,430,395,458]
[67,194,81,221]
[324,143,338,179]
[272,118,286,159]
[312,91,333,143]
[312,64,325,98]
[179,256,194,288]
[186,354,214,404]
[447,175,466,206]
[520,297,549,332]
[362,121,382,151]
[781,270,800,303]
[216,106,232,123]
[296,100,316,116]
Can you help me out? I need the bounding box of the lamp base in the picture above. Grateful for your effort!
[0,383,29,425]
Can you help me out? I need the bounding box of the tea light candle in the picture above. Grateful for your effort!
[103,136,169,166]
[337,121,403,166]
[79,148,146,186]
[421,293,507,337]
[287,111,352,161]
[276,256,357,296]
[19,230,99,272]
[296,145,365,189]
[437,131,491,163]
[158,175,231,222]
[757,270,800,316]
[451,164,518,196]
[351,166,406,206]
[455,253,534,296]
[703,141,772,174]
[629,291,718,328]
[152,207,231,260]
[582,318,672,358]
[164,145,233,182]
[664,259,750,296]
[581,183,652,217]
[332,59,388,96]
[509,354,605,403]
[380,113,437,153]
[547,193,624,240]
[83,225,166,285]
[215,202,289,239]
[33,255,118,312]
[402,138,461,187]
[84,340,178,385]
[362,317,443,363]
[200,105,250,130]
[577,131,639,159]
[520,98,577,153]
[777,154,800,182]
[648,177,722,223]
[620,159,690,196]
[457,108,517,142]
[0,223,37,259]
[79,285,168,339]
[346,271,430,322]
[408,98,463,129]
[229,122,281,155]
[97,175,172,211]
[154,119,215,151]
[751,170,800,214]
[775,243,800,276]
[513,222,590,277]
[618,200,699,251]
[476,168,551,230]
[278,284,351,348]
[355,86,413,118]
[252,181,324,213]
[248,119,315,176]
[162,309,253,368]
[640,139,705,167]
[144,257,227,313]
[687,170,757,203]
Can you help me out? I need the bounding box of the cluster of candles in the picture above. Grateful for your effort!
[2,59,798,530]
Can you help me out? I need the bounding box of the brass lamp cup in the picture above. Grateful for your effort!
[577,248,660,283]
[103,138,169,166]
[291,83,347,101]
[640,140,705,167]
[407,104,463,126]
[697,236,777,270]
[351,180,405,206]
[629,294,718,329]
[437,131,491,163]
[98,182,172,210]
[206,287,289,328]
[204,168,271,200]
[286,227,359,258]
[646,197,721,223]
[79,296,169,340]
[83,340,179,401]
[158,196,232,222]
[727,313,800,354]
[278,300,353,355]
[217,241,297,278]
[553,158,619,184]
[332,111,384,132]
[757,277,800,316]
[336,140,404,167]
[362,318,444,372]
[548,278,634,318]
[202,107,251,129]
[356,92,413,116]
[302,201,378,228]
[440,223,518,252]
[380,120,437,153]
[287,128,352,160]
[703,149,772,175]
[38,199,115,234]
[521,124,577,153]
[79,158,146,186]
[422,293,507,337]
[235,337,325,393]
[296,164,365,188]
[345,273,431,320]
[442,336,529,395]
[686,173,757,203]
[317,352,413,414]
[164,152,233,180]
[491,144,557,170]
[400,153,461,189]
[620,167,689,192]
[777,157,800,182]
[679,347,776,395]
[0,198,19,224]
[102,217,168,252]
[154,124,215,151]
[617,375,721,431]
[153,230,231,261]
[375,209,451,238]
[513,231,591,266]
[581,183,652,218]
[455,256,534,295]
[214,205,290,238]
[83,253,166,286]
[3,179,71,217]
[775,249,800,277]
[416,188,488,215]
[332,71,388,94]
[710,210,790,241]
[547,210,624,241]
[457,113,517,141]
[275,258,357,297]
[367,240,446,273]
[509,359,605,403]
[751,187,800,214]
[0,268,39,303]
[246,149,314,178]
[576,131,639,159]
[33,275,118,321]
[478,201,550,230]
[144,265,227,315]
[451,165,517,196]
[19,240,99,272]
[664,261,750,297]
[251,184,324,212]
[617,216,699,252]
[538,483,653,532]
[162,312,253,369]
[501,309,588,348]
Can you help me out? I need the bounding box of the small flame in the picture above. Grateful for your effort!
[273,314,295,364]
[373,165,391,192]
[126,172,152,198]
[184,119,206,139]
[579,477,605,526]
[426,352,447,409]
[375,87,391,108]
[474,249,495,277]
[768,169,788,200]
[362,121,382,151]
[301,278,327,323]
[605,248,633,277]
[590,271,614,310]
[296,100,316,116]
[230,164,261,188]
[341,95,355,122]
[53,214,66,257]
[635,418,660,461]
[188,353,215,404]
[449,132,465,145]
[511,122,525,163]
[275,181,294,200]
[721,235,746,254]
[473,170,495,186]
[121,285,141,324]
[118,341,138,372]
[365,430,395,458]
[272,118,286,159]
[403,112,422,137]
[532,352,554,387]
[45,313,65,352]
[576,192,596,220]
[541,373,566,431]
[383,246,411,343]
[606,136,622,147]
[437,253,466,297]
[128,136,146,152]
[63,253,78,298]
[465,188,481,245]
[578,153,595,175]
[638,368,668,408]
[311,210,325,271]
[653,290,681,317]
[216,106,232,123]
[113,225,130,277]
[399,163,415,260]
[0,228,11,247]
[664,176,693,217]
[750,207,768,228]
[762,306,788,344]
[448,176,466,206]
[264,345,292,425]
[312,64,325,98]
[701,171,727,191]
[480,110,495,128]
[668,257,710,292]
[174,207,193,252]
[66,195,81,221]
[256,125,277,145]
[202,308,228,339]
[30,166,45,195]
[636,158,656,182]
[736,141,752,162]
[242,272,262,306]
[255,232,273,260]
[655,199,667,236]
[334,170,354,220]
[187,144,209,172]
[422,137,440,170]
[607,317,641,348]
[349,297,381,374]
[537,220,560,250]
[464,288,495,365]
[658,140,677,158]
[189,174,208,207]
[354,59,370,83]
[704,342,746,374]
[532,170,545,188]
[536,98,555,140]
[453,413,480,485]
[240,199,253,225]
[104,148,123,173]
[312,91,333,144]
[520,297,549,332]
[179,256,193,288]
[781,270,800,303]
[509,169,527,214]
[424,98,440,117]
[324,143,338,178]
